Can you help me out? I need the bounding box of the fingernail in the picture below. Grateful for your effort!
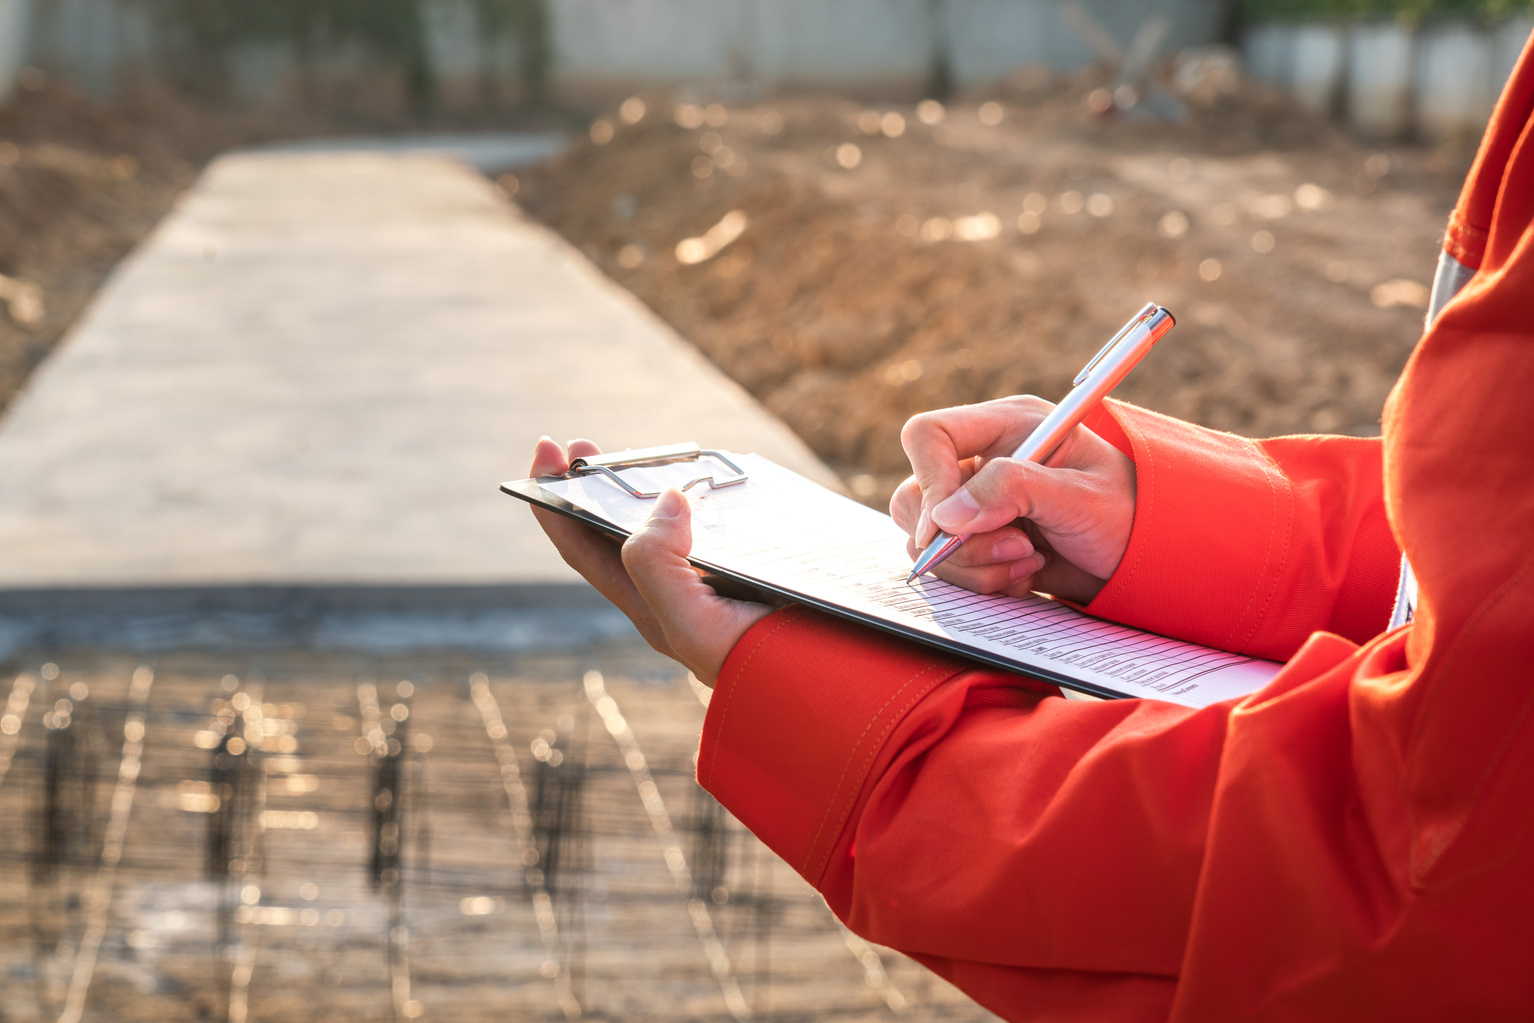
[651,488,685,520]
[1010,555,1043,582]
[993,537,1027,561]
[931,488,980,531]
[916,507,932,545]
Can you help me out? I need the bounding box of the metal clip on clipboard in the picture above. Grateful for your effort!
[565,443,749,499]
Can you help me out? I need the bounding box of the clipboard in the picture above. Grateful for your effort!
[502,444,801,610]
[503,441,750,544]
[503,444,1284,708]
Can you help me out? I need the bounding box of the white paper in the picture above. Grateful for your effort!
[541,453,1282,709]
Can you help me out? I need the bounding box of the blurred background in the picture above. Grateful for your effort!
[2,0,1529,496]
[0,1,1527,1021]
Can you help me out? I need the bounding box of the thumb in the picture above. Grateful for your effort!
[929,457,1080,536]
[621,488,701,615]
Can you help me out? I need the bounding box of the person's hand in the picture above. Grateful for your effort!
[527,437,773,686]
[891,396,1137,604]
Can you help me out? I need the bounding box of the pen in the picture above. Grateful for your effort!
[906,301,1176,583]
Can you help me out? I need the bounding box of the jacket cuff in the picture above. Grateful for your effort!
[1084,402,1292,655]
[698,606,1041,888]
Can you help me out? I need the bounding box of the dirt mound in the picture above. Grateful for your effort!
[518,71,1466,505]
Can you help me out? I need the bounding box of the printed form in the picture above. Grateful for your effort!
[542,452,1282,708]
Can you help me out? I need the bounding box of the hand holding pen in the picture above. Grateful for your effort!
[894,303,1174,598]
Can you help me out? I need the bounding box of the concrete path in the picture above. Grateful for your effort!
[0,147,834,619]
[261,131,569,174]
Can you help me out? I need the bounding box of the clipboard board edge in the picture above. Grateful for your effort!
[502,477,1134,701]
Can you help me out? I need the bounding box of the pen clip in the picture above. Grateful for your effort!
[1073,302,1158,386]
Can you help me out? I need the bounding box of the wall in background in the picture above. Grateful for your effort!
[8,0,1528,143]
[0,0,35,100]
[1244,16,1533,140]
[12,0,1225,105]
[548,0,1224,98]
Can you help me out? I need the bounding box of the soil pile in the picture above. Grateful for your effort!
[518,71,1467,505]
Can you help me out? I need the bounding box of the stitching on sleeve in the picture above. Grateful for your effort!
[1221,439,1282,652]
[703,606,808,787]
[800,662,965,880]
[1237,442,1296,651]
[806,664,967,881]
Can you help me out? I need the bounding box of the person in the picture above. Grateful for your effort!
[528,33,1534,1021]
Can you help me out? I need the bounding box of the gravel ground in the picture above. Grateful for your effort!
[518,70,1468,506]
[0,648,995,1021]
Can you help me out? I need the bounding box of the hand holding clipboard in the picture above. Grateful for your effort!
[511,433,1280,707]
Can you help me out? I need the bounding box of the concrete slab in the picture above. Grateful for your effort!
[0,583,639,657]
[0,148,837,594]
[259,132,570,174]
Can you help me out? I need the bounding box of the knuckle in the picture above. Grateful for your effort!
[994,455,1034,483]
[620,532,660,570]
[970,457,1017,492]
[1010,394,1052,418]
[937,565,1005,594]
[903,406,971,442]
[948,547,990,569]
[900,411,941,446]
[969,461,1032,513]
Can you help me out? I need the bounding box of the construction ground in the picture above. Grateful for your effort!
[0,59,1468,1022]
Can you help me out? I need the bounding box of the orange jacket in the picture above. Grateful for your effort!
[698,32,1534,1021]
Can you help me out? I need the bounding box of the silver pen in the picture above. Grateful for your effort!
[906,302,1176,583]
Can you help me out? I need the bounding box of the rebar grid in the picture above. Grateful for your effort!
[0,651,997,1023]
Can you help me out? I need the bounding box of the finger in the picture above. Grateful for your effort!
[929,457,1086,538]
[530,501,664,633]
[906,537,1049,595]
[901,397,1049,481]
[905,522,1033,568]
[527,438,667,649]
[901,397,1052,537]
[530,435,570,477]
[567,437,601,460]
[1027,550,1111,605]
[621,490,714,644]
[624,490,775,681]
[528,436,591,551]
[890,461,979,545]
[959,525,1036,568]
[889,476,921,533]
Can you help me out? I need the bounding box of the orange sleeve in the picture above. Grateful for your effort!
[700,33,1534,1022]
[700,606,1199,1021]
[1080,401,1399,660]
[699,607,1362,1022]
